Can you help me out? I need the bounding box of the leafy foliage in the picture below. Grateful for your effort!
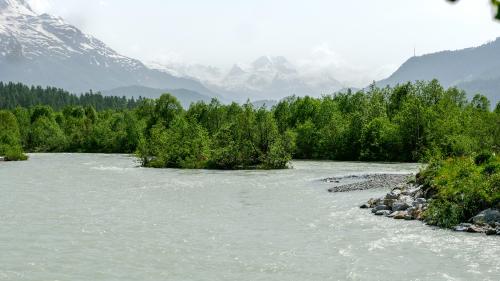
[1,80,499,170]
[0,110,27,161]
[419,154,500,228]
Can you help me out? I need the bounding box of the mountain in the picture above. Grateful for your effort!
[101,85,212,108]
[150,56,343,101]
[378,38,500,105]
[0,0,216,99]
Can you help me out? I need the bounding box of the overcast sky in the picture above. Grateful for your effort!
[28,0,500,86]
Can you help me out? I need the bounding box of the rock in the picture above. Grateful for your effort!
[392,202,411,211]
[466,225,487,233]
[454,223,473,232]
[390,211,408,220]
[366,198,375,207]
[360,203,370,209]
[402,185,422,196]
[385,190,401,200]
[415,198,427,204]
[375,210,392,216]
[383,198,397,208]
[472,209,500,226]
[404,215,415,220]
[485,228,497,236]
[372,205,389,213]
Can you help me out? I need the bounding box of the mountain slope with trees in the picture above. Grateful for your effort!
[378,38,500,105]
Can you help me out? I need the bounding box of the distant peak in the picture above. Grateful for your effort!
[228,64,246,76]
[252,56,273,69]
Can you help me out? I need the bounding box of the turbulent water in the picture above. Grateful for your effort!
[1,154,499,281]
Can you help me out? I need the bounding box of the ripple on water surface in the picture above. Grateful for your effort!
[0,154,498,281]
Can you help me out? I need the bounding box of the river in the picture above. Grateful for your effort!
[0,154,498,280]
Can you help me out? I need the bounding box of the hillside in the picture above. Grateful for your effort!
[378,38,500,105]
[0,0,216,99]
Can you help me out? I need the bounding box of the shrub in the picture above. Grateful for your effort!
[421,155,500,228]
[4,145,28,161]
[475,151,493,165]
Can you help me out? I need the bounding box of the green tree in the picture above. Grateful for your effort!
[143,116,211,169]
[360,117,402,161]
[30,116,67,152]
[0,110,27,160]
[447,0,500,20]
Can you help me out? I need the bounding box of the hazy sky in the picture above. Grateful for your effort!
[27,0,500,86]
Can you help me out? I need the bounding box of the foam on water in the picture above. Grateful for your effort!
[0,154,498,281]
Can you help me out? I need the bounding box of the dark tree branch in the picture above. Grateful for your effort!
[447,0,500,20]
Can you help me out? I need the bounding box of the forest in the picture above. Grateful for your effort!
[0,82,142,111]
[0,80,499,169]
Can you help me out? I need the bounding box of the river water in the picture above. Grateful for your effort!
[0,154,498,281]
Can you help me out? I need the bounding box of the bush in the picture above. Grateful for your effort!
[475,151,493,165]
[421,155,500,228]
[4,145,28,161]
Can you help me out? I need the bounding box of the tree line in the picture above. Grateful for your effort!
[0,82,142,111]
[1,80,499,168]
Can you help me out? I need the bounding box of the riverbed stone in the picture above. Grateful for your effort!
[390,211,407,219]
[375,210,391,216]
[385,190,401,200]
[392,202,411,212]
[466,225,487,233]
[383,198,397,208]
[454,223,472,232]
[472,209,500,226]
[372,205,389,213]
[485,228,497,236]
[415,198,427,204]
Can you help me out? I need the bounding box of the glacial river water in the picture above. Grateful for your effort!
[0,154,499,281]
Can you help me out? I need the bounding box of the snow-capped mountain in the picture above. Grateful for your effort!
[149,56,343,101]
[0,0,215,97]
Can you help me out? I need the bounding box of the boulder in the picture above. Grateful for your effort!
[385,190,401,200]
[472,209,500,226]
[375,210,392,216]
[372,205,390,213]
[390,211,408,220]
[360,203,370,209]
[485,228,497,236]
[415,198,427,204]
[383,198,397,208]
[393,202,411,212]
[454,223,472,232]
[367,197,383,208]
[466,225,487,233]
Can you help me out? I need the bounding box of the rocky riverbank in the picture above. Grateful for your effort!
[327,173,500,236]
[325,174,412,192]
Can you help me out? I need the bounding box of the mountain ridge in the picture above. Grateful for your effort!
[0,0,217,99]
[378,38,500,105]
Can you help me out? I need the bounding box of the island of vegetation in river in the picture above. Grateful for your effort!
[1,80,499,167]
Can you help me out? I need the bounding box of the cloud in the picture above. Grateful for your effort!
[296,44,393,88]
